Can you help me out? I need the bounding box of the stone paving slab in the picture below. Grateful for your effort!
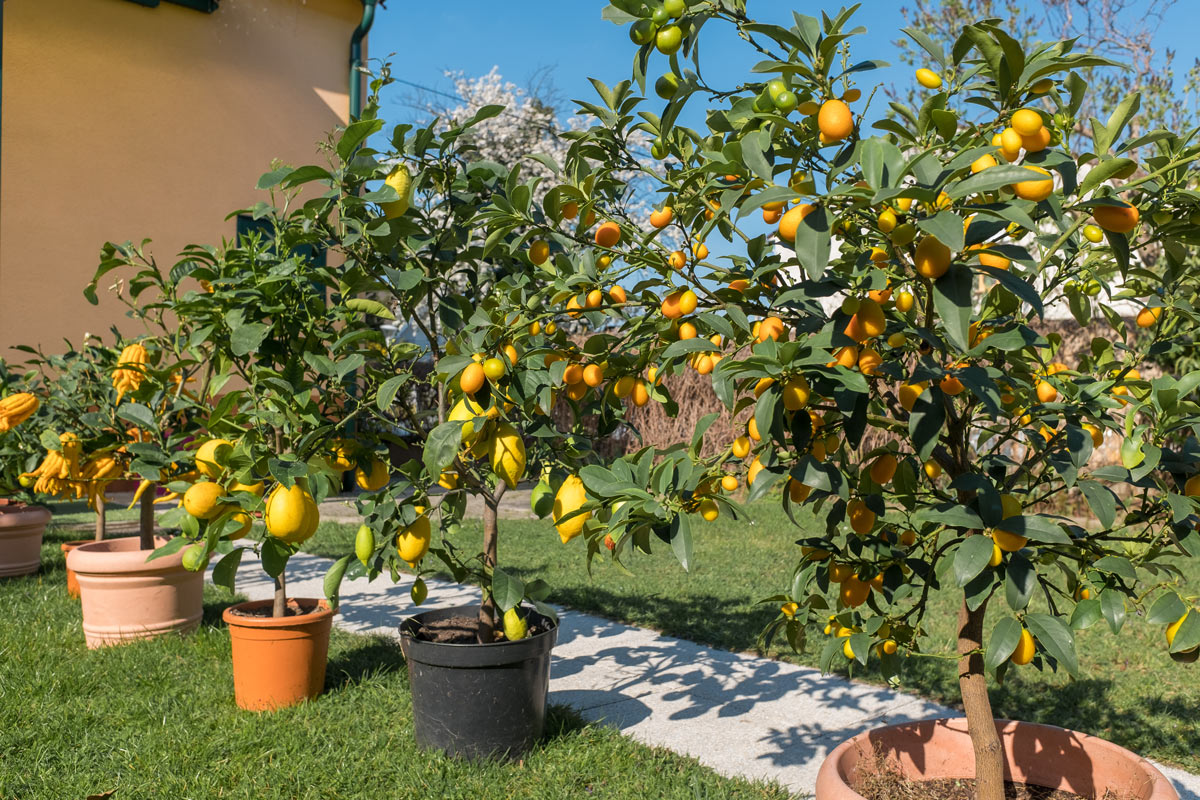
[219,551,1200,799]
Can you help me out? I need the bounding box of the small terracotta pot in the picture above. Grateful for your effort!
[67,536,204,649]
[223,598,334,711]
[0,502,50,577]
[815,717,1178,800]
[61,539,95,598]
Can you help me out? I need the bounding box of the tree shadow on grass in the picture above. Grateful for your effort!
[324,634,407,694]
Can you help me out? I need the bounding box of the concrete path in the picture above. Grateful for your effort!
[218,551,1200,800]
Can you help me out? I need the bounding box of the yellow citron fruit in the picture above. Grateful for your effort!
[877,207,898,233]
[721,474,739,492]
[1083,423,1104,449]
[356,457,389,492]
[183,481,224,520]
[782,375,811,411]
[553,475,591,543]
[698,498,719,521]
[460,362,486,395]
[971,154,997,173]
[265,482,319,544]
[895,291,914,313]
[857,298,886,338]
[923,460,942,480]
[1010,627,1036,665]
[196,438,232,479]
[449,397,486,446]
[1031,78,1054,94]
[490,422,526,488]
[1011,108,1043,136]
[731,436,751,459]
[747,456,764,489]
[848,499,875,535]
[843,639,856,660]
[915,68,943,89]
[325,439,355,472]
[898,381,927,412]
[1167,612,1190,647]
[818,99,854,141]
[914,236,951,280]
[840,576,870,608]
[989,542,1003,568]
[226,510,253,540]
[396,513,431,567]
[503,606,529,641]
[438,470,459,490]
[869,454,897,485]
[993,494,1027,551]
[529,240,550,265]
[1094,202,1140,233]
[858,347,882,376]
[380,165,412,218]
[778,203,816,243]
[1013,166,1053,202]
[1136,307,1162,328]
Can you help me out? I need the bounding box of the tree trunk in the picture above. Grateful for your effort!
[958,594,1005,800]
[477,480,508,644]
[138,491,154,551]
[94,495,106,542]
[273,573,287,618]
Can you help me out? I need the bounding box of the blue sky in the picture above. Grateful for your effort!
[365,1,1200,130]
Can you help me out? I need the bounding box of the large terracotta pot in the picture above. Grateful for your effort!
[815,718,1178,800]
[0,501,50,577]
[223,598,334,711]
[67,536,204,649]
[61,539,94,598]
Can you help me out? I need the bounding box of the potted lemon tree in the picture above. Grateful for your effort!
[464,2,1200,797]
[90,170,385,707]
[0,366,49,578]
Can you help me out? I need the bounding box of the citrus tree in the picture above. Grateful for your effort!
[89,199,384,614]
[387,2,1200,798]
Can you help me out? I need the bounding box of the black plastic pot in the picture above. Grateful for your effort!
[399,604,558,761]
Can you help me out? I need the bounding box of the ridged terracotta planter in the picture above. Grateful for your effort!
[223,598,334,711]
[815,718,1178,800]
[67,536,204,649]
[61,539,93,598]
[0,502,50,577]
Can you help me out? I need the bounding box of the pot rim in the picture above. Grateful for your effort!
[0,502,51,526]
[66,534,187,574]
[399,603,558,646]
[816,717,1179,800]
[222,597,334,629]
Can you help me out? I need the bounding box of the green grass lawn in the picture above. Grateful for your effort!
[305,500,1200,773]
[0,515,794,800]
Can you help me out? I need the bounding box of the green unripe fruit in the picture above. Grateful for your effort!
[411,577,428,606]
[766,78,789,101]
[629,19,657,45]
[655,72,680,100]
[663,0,685,17]
[181,543,208,573]
[1152,210,1173,226]
[752,89,775,113]
[503,606,529,641]
[651,137,669,159]
[773,89,798,113]
[651,5,669,24]
[355,523,375,567]
[656,24,683,55]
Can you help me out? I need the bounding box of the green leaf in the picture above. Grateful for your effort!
[1169,609,1200,654]
[1078,157,1137,196]
[661,338,719,360]
[740,128,774,183]
[954,535,996,587]
[337,118,384,161]
[117,403,157,431]
[1070,598,1102,631]
[670,513,694,572]
[345,298,396,320]
[212,548,244,593]
[260,536,291,578]
[1092,555,1136,582]
[932,265,973,351]
[908,388,945,461]
[323,555,352,611]
[984,617,1023,672]
[145,535,189,562]
[946,165,1049,199]
[423,421,464,479]
[230,323,269,357]
[1103,92,1141,153]
[1100,590,1126,634]
[1078,480,1117,529]
[1024,613,1078,675]
[916,211,964,252]
[789,205,831,281]
[376,375,407,411]
[977,265,1044,318]
[491,567,525,612]
[1148,592,1188,625]
[1004,552,1036,611]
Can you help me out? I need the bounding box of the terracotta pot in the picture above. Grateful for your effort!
[67,536,204,649]
[223,598,334,711]
[61,539,95,598]
[0,502,50,577]
[815,717,1178,800]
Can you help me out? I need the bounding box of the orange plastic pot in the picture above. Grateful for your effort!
[223,598,334,711]
[67,536,204,648]
[61,539,93,598]
[815,718,1178,800]
[0,502,49,577]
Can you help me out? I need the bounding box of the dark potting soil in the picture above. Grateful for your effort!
[228,599,322,619]
[412,614,550,644]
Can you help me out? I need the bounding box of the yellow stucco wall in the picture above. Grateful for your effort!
[1,0,364,353]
